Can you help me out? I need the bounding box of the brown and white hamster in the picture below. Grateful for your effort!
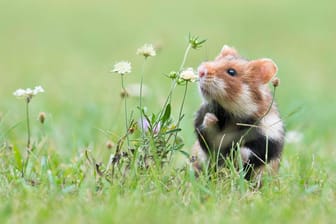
[192,45,284,181]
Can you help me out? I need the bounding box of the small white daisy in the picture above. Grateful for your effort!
[13,86,45,100]
[180,68,198,82]
[111,61,132,75]
[13,89,27,98]
[136,44,156,58]
[33,85,45,95]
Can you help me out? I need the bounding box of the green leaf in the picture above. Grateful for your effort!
[162,128,181,135]
[175,149,190,158]
[13,145,23,171]
[161,103,171,125]
[151,113,156,124]
[143,113,152,128]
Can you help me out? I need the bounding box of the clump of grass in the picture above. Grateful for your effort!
[86,35,205,187]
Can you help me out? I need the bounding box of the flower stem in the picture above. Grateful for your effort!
[180,44,192,71]
[157,43,192,125]
[22,98,31,177]
[26,98,31,149]
[121,75,130,147]
[176,82,188,128]
[139,58,147,135]
[171,82,188,155]
[166,43,191,105]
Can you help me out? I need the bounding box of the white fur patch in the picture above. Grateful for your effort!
[240,147,252,163]
[221,84,258,118]
[199,76,227,103]
[260,112,284,141]
[192,141,208,164]
[213,77,227,92]
[213,128,240,152]
[259,85,271,98]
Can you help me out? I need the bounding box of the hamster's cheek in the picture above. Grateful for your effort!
[198,84,211,102]
[232,84,259,116]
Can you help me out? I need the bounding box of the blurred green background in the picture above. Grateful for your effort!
[1,0,335,159]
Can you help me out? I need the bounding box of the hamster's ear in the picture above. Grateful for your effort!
[247,59,278,84]
[215,45,238,60]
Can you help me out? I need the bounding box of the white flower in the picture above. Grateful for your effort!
[180,68,198,82]
[33,85,44,95]
[136,44,156,58]
[13,89,27,98]
[13,86,45,100]
[111,61,132,75]
[25,88,33,95]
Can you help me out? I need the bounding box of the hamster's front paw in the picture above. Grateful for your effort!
[202,113,218,128]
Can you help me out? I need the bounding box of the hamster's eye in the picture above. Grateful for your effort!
[227,68,237,76]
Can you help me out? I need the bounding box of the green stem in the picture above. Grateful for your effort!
[26,98,31,149]
[121,76,130,147]
[22,98,31,177]
[166,44,192,154]
[139,58,147,135]
[171,82,188,155]
[179,44,192,71]
[176,82,188,128]
[157,43,192,126]
[166,43,191,106]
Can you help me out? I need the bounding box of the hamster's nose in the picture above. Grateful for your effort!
[198,66,207,78]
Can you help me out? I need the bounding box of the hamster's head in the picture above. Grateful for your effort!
[198,45,278,118]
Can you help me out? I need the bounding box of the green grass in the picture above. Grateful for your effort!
[1,0,336,223]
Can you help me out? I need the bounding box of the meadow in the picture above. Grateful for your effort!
[1,0,336,223]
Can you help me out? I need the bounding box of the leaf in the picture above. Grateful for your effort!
[161,103,171,125]
[143,113,152,129]
[162,128,181,135]
[13,145,23,171]
[151,113,156,124]
[175,149,190,158]
[167,143,185,153]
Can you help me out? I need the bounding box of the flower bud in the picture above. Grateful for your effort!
[120,89,129,98]
[272,77,280,87]
[38,112,46,124]
[106,140,114,149]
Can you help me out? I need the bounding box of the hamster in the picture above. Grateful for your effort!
[192,45,284,181]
